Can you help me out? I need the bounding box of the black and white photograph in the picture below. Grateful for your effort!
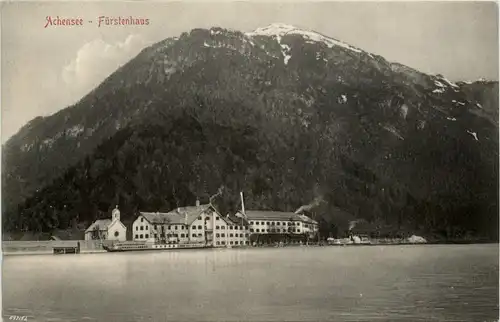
[1,1,498,321]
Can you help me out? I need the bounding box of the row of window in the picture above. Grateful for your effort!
[135,233,205,239]
[249,221,302,226]
[135,225,188,231]
[214,225,248,230]
[135,224,249,231]
[215,233,249,238]
[216,241,249,246]
[197,216,221,220]
[250,228,302,233]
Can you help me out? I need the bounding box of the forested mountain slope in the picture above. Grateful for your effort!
[3,24,498,240]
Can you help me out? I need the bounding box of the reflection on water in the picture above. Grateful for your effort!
[3,245,499,322]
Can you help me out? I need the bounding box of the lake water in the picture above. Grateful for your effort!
[2,244,499,322]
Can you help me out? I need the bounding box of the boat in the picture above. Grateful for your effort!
[102,241,213,252]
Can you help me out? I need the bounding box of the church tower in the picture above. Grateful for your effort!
[112,205,120,222]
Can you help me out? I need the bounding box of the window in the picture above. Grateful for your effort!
[245,234,249,237]
[256,229,260,233]
[271,222,275,226]
[230,234,234,237]
[145,234,149,238]
[198,216,202,220]
[168,225,172,229]
[198,233,203,237]
[221,233,225,238]
[192,225,196,229]
[216,242,220,245]
[261,222,264,225]
[221,241,226,245]
[277,222,280,226]
[235,241,239,245]
[135,234,138,239]
[154,225,157,230]
[145,226,149,230]
[250,229,254,232]
[221,226,225,230]
[230,241,233,245]
[246,241,249,245]
[140,226,144,230]
[140,234,144,238]
[240,234,243,237]
[216,226,220,229]
[267,221,270,225]
[154,234,158,238]
[250,221,254,225]
[216,216,220,220]
[255,222,259,225]
[135,226,138,231]
[141,218,144,222]
[267,229,270,232]
[216,233,220,237]
[181,234,185,238]
[192,234,196,238]
[175,225,178,230]
[198,225,202,229]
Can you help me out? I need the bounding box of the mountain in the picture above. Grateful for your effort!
[2,23,498,240]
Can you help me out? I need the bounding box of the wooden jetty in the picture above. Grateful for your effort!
[52,241,81,255]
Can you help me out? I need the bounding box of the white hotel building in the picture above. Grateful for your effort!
[235,210,319,242]
[132,201,250,247]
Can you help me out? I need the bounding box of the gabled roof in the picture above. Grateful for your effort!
[139,204,217,226]
[226,214,249,226]
[140,212,176,224]
[85,219,112,233]
[236,210,318,224]
[296,214,317,224]
[109,218,127,231]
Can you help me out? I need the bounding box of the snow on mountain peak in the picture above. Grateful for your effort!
[246,23,362,53]
[247,23,299,36]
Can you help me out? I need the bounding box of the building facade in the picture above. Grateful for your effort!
[84,206,127,241]
[132,202,250,247]
[234,210,319,245]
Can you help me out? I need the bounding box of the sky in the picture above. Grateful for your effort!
[1,1,498,143]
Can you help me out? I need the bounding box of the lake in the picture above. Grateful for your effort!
[2,244,498,322]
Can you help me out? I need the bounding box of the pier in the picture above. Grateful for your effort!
[52,241,81,254]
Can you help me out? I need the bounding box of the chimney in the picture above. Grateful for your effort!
[184,212,188,225]
[196,198,200,207]
[240,192,246,216]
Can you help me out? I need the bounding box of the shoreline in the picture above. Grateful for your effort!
[2,241,497,257]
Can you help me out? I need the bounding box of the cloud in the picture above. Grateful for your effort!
[62,34,149,99]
